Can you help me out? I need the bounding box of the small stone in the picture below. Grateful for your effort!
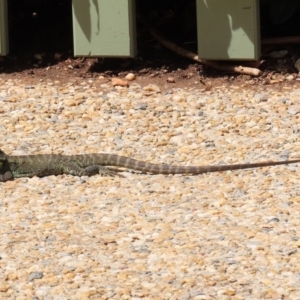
[172,95,185,102]
[295,58,300,72]
[0,283,10,292]
[268,217,280,222]
[54,53,62,60]
[254,93,268,102]
[143,84,161,93]
[111,77,129,87]
[167,77,175,83]
[225,288,236,296]
[288,108,298,115]
[28,272,44,282]
[7,273,18,280]
[269,50,288,58]
[34,53,43,61]
[125,73,135,81]
[74,93,88,100]
[64,99,77,107]
[141,281,156,289]
[134,102,148,110]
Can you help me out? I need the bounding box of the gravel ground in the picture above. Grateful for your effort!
[1,77,300,299]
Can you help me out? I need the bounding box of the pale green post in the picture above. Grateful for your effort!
[196,0,260,60]
[0,0,9,55]
[72,0,136,57]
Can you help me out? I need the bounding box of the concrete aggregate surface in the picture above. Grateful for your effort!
[1,78,300,299]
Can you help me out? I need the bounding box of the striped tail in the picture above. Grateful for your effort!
[79,154,300,175]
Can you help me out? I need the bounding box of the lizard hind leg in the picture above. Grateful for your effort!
[83,165,121,177]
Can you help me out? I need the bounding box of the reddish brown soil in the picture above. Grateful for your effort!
[1,0,300,92]
[1,51,300,93]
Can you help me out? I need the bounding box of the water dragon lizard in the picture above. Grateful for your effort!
[1,148,300,182]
